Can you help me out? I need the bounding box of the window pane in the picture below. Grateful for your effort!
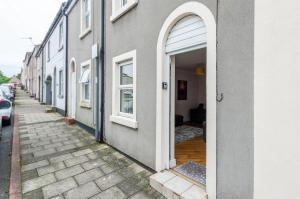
[120,89,133,114]
[120,63,133,85]
[85,14,90,29]
[121,0,128,7]
[84,83,90,100]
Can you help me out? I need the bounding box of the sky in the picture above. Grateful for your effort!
[0,0,67,77]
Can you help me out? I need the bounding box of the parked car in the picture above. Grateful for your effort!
[0,116,2,140]
[0,97,12,125]
[0,85,14,102]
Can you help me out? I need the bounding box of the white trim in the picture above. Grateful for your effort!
[111,50,137,129]
[80,59,92,105]
[110,115,138,129]
[69,58,77,118]
[110,0,138,22]
[155,2,217,199]
[80,0,92,38]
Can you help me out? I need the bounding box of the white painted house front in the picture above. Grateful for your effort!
[42,6,67,115]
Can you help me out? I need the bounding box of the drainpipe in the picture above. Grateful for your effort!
[41,50,44,102]
[95,0,105,143]
[64,7,69,117]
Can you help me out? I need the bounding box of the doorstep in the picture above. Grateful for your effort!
[150,170,207,199]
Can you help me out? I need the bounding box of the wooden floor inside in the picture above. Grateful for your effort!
[175,136,206,166]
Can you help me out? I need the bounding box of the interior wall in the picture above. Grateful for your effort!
[175,68,206,122]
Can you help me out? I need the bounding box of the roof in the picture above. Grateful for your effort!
[36,1,72,57]
[27,45,41,65]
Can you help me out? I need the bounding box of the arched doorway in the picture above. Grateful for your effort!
[70,58,77,118]
[155,2,216,198]
[45,76,52,105]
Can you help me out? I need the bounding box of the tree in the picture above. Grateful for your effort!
[0,70,11,84]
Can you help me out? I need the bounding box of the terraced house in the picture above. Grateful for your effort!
[20,0,300,198]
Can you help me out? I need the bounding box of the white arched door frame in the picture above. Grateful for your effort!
[70,58,77,118]
[155,2,217,198]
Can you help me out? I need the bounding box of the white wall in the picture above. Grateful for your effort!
[44,16,67,111]
[254,1,300,198]
[175,69,206,121]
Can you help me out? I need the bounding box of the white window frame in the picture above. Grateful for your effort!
[110,50,137,129]
[110,0,138,22]
[79,60,91,107]
[58,22,64,49]
[80,0,92,39]
[58,70,63,97]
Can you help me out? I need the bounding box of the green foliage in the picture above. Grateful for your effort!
[0,70,11,84]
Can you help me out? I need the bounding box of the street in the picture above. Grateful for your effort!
[0,118,13,199]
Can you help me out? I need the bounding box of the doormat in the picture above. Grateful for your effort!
[174,160,206,185]
[175,125,203,143]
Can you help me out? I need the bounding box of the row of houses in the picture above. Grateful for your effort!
[20,0,300,199]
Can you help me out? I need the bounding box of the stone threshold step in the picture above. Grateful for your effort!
[150,170,207,199]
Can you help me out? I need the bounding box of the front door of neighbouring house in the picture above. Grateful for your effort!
[45,76,52,105]
[71,71,76,118]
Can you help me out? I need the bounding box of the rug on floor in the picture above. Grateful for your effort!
[174,160,206,185]
[175,125,203,143]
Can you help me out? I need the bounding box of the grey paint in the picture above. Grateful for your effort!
[104,0,254,198]
[67,0,100,129]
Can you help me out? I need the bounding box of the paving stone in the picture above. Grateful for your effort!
[129,191,155,199]
[34,148,57,158]
[64,155,89,167]
[75,168,104,185]
[31,140,51,147]
[82,158,106,170]
[87,152,101,160]
[42,178,77,199]
[21,146,43,155]
[23,188,44,199]
[22,160,49,172]
[64,181,101,199]
[22,173,56,193]
[56,144,77,152]
[90,186,126,199]
[119,163,146,178]
[44,142,63,149]
[100,164,118,174]
[49,153,73,163]
[37,162,66,176]
[72,148,93,157]
[96,172,125,191]
[55,165,84,180]
[22,169,39,181]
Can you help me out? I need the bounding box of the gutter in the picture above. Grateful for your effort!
[64,12,69,117]
[96,0,105,143]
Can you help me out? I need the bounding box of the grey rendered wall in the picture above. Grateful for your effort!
[104,0,254,198]
[67,0,99,129]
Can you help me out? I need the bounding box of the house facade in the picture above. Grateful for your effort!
[104,0,251,198]
[66,0,100,131]
[39,3,69,115]
[22,52,31,90]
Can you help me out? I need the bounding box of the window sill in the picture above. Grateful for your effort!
[80,101,91,109]
[110,115,138,129]
[110,0,138,23]
[79,28,92,40]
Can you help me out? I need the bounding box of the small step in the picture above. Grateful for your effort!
[150,170,207,199]
[45,107,54,113]
[64,117,76,125]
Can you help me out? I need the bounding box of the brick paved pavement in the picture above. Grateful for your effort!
[15,90,164,199]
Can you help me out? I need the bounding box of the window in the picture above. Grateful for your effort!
[80,0,91,37]
[58,70,63,96]
[79,60,91,106]
[59,22,63,49]
[110,50,137,129]
[110,0,138,22]
[47,41,51,61]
